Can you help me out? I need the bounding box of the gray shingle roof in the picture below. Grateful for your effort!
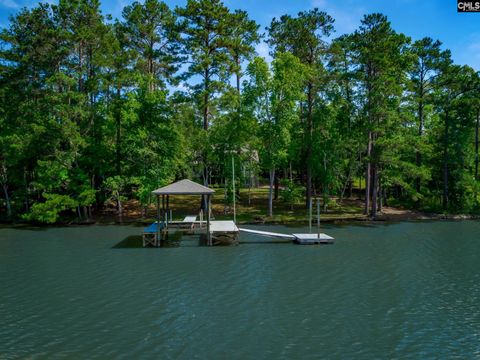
[152,179,215,195]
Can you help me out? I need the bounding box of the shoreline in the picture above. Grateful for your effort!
[2,208,479,229]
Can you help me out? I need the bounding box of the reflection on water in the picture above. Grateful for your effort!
[1,221,480,359]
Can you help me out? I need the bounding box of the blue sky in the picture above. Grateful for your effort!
[1,0,480,70]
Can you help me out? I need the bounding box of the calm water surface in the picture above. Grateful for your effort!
[1,221,480,359]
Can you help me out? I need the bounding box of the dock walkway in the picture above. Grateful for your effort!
[239,228,334,245]
[238,228,295,239]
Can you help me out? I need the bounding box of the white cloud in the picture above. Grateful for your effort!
[0,0,19,9]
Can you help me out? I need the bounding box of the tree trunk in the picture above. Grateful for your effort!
[224,178,229,214]
[203,67,210,130]
[235,56,241,94]
[378,176,383,212]
[415,96,424,193]
[23,167,29,212]
[116,191,123,223]
[248,168,252,206]
[442,110,449,210]
[305,82,313,210]
[340,160,353,203]
[115,86,121,175]
[365,130,372,215]
[78,44,84,92]
[268,167,275,217]
[148,37,154,92]
[371,163,378,218]
[274,174,279,200]
[2,183,11,218]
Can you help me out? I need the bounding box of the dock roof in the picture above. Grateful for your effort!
[152,179,215,195]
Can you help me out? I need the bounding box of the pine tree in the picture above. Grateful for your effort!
[350,13,410,217]
[267,9,334,209]
[120,0,182,92]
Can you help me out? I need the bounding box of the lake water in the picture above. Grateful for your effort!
[1,221,480,359]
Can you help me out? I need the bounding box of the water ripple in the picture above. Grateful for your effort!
[1,222,480,358]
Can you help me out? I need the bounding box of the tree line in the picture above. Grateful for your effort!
[1,0,480,223]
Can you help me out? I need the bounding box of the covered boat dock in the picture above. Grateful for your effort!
[145,179,239,246]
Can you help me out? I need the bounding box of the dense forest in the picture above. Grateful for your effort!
[1,0,480,223]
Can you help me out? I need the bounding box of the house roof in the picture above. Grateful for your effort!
[152,179,215,196]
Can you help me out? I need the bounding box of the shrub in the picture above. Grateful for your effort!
[23,193,77,223]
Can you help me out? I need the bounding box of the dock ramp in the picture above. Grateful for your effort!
[239,228,334,244]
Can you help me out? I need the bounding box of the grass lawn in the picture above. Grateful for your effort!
[136,186,366,224]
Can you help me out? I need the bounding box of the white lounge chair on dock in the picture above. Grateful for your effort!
[182,215,197,230]
[167,215,198,230]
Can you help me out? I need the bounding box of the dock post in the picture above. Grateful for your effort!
[156,195,160,247]
[317,198,320,239]
[206,195,211,246]
[309,197,312,233]
[232,155,236,223]
[166,195,170,228]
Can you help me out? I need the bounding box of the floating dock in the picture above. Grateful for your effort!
[239,228,334,245]
[292,233,334,245]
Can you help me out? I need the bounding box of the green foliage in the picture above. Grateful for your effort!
[1,1,480,224]
[120,0,182,90]
[280,179,304,205]
[78,188,96,207]
[103,176,127,203]
[244,54,306,170]
[22,193,77,223]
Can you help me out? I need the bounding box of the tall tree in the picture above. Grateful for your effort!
[350,13,410,217]
[226,10,260,95]
[120,0,181,92]
[177,0,232,131]
[244,54,305,216]
[409,38,449,194]
[328,34,362,201]
[177,0,233,188]
[433,64,478,211]
[267,9,334,209]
